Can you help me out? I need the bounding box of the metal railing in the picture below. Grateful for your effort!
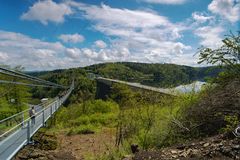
[234,126,240,137]
[0,98,57,124]
[0,82,74,160]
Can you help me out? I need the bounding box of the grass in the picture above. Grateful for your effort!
[0,103,30,135]
[111,89,202,151]
[46,84,206,159]
[67,124,97,135]
[52,100,119,135]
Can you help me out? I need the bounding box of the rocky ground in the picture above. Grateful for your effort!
[14,129,240,160]
[133,134,240,160]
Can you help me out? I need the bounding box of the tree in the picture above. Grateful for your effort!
[198,32,240,74]
[153,71,165,82]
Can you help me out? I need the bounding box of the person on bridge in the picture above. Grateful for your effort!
[29,106,36,125]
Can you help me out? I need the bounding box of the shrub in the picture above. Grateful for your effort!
[67,125,96,135]
[220,115,239,133]
[53,100,119,135]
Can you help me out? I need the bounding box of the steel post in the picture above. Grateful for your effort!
[21,113,24,127]
[27,120,30,143]
[42,110,45,126]
[50,105,53,115]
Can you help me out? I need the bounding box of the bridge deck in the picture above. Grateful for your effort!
[0,86,73,160]
[97,77,176,96]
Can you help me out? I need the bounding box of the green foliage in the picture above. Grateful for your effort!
[198,32,240,75]
[30,68,96,104]
[110,84,136,108]
[85,63,145,82]
[220,115,239,133]
[85,62,222,88]
[99,145,129,160]
[67,124,96,135]
[109,83,201,150]
[0,66,31,120]
[54,100,119,135]
[182,78,240,137]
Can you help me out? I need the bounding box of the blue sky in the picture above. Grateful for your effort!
[0,0,239,70]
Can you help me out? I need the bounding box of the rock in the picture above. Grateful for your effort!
[186,148,192,155]
[131,144,139,153]
[170,150,178,154]
[191,149,199,157]
[199,141,204,145]
[203,143,210,147]
[29,151,45,159]
[172,155,177,158]
[232,145,240,150]
[180,151,188,158]
[122,155,133,160]
[218,142,223,147]
[221,146,231,155]
[176,145,186,150]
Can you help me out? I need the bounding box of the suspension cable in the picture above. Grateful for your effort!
[0,80,63,88]
[0,67,67,88]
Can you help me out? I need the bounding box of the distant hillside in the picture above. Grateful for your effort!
[27,62,222,102]
[84,62,222,88]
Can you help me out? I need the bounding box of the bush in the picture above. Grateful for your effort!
[67,125,96,135]
[113,90,201,149]
[183,79,240,137]
[53,100,119,135]
[220,115,239,133]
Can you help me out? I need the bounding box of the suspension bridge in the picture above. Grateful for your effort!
[96,77,176,96]
[0,68,177,160]
[0,67,74,160]
[0,67,239,160]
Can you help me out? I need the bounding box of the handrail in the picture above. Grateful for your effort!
[0,84,73,139]
[0,99,57,139]
[0,80,74,160]
[0,98,57,124]
[0,108,29,124]
[0,119,28,139]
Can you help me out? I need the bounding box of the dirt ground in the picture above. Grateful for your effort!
[57,128,116,159]
[15,128,116,160]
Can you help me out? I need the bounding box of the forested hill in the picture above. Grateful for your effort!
[27,62,222,103]
[84,62,222,87]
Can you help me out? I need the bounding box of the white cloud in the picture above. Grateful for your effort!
[192,12,213,23]
[65,48,82,58]
[67,2,192,64]
[141,0,187,5]
[194,26,224,48]
[59,34,85,43]
[0,30,68,70]
[0,30,134,70]
[0,51,9,62]
[6,1,219,70]
[94,40,107,48]
[21,0,72,25]
[208,0,240,23]
[69,2,171,28]
[0,29,197,70]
